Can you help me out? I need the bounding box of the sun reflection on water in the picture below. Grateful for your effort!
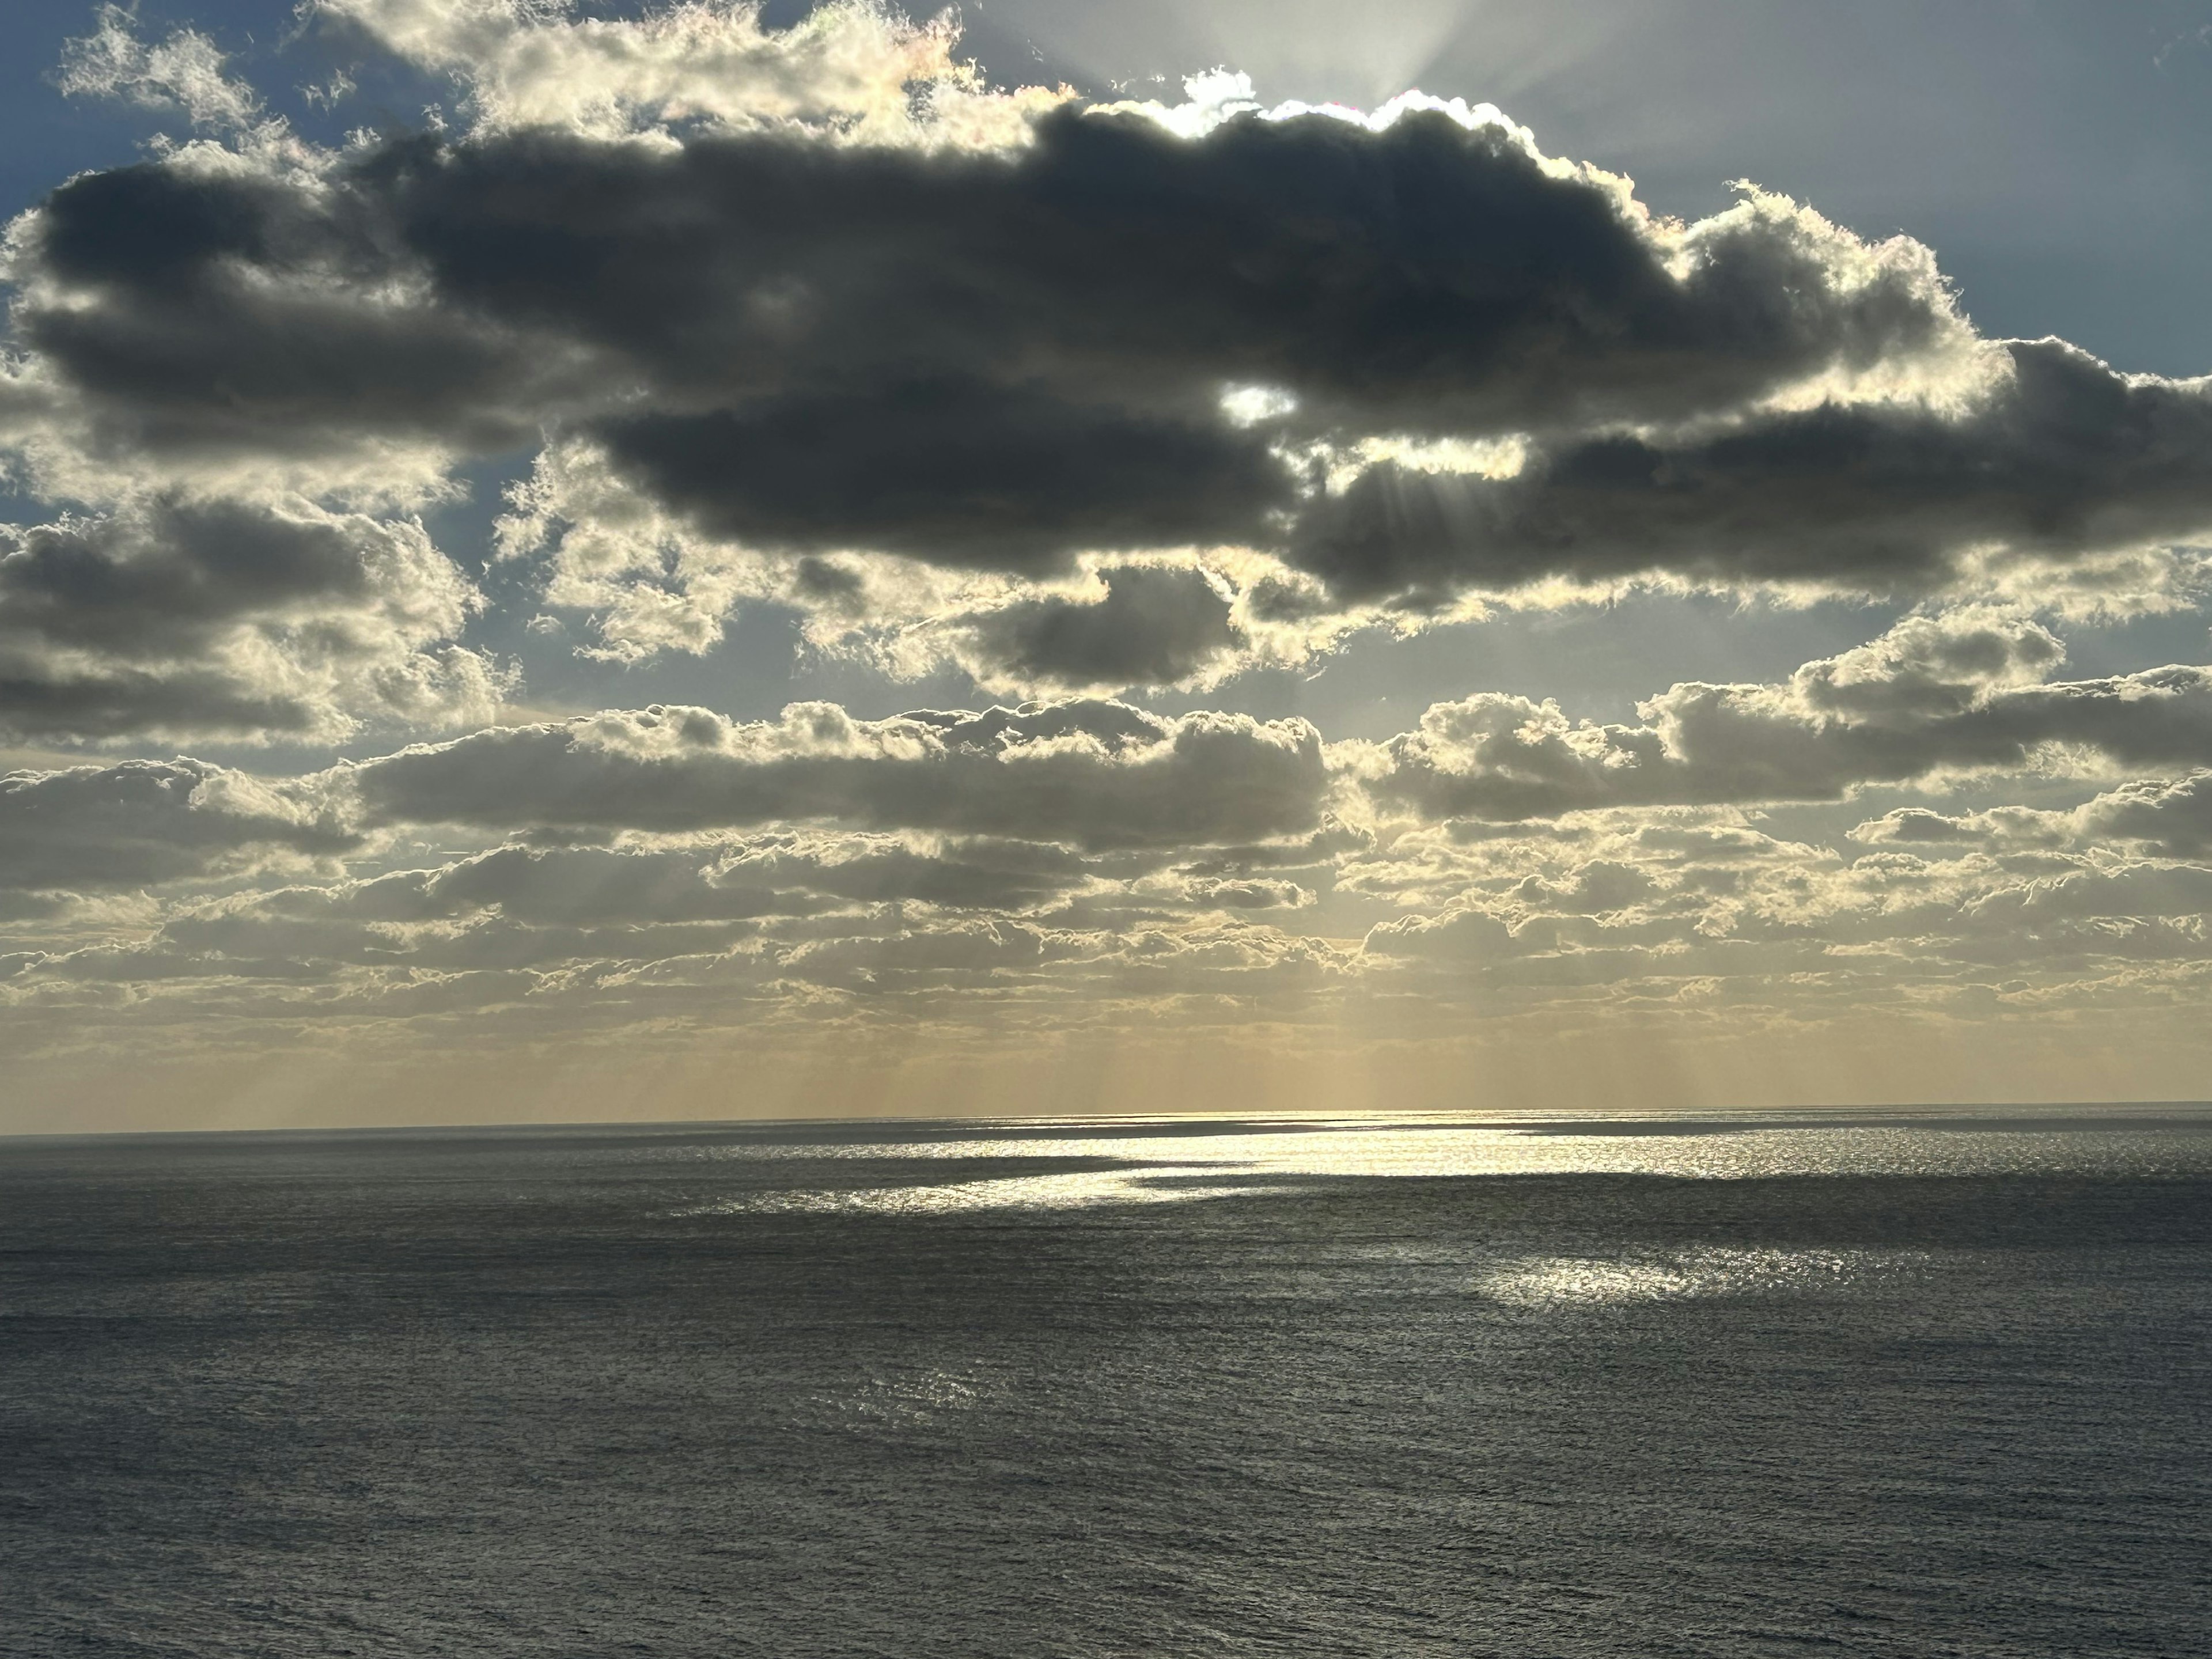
[673,1111,2212,1218]
[1472,1246,1932,1306]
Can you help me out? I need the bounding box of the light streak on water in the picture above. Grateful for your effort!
[665,1107,2212,1216]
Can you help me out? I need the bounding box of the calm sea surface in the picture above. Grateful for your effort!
[3,1111,2210,1657]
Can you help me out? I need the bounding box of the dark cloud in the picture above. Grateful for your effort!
[21,161,557,465]
[773,918,1058,996]
[1847,806,2016,848]
[377,846,805,927]
[342,699,1327,850]
[3,497,365,651]
[598,384,1290,571]
[0,665,313,747]
[1359,904,1527,963]
[379,107,1948,425]
[128,845,816,976]
[1292,341,2212,603]
[1960,862,2212,929]
[373,105,1972,582]
[2077,772,2212,857]
[1177,818,1375,875]
[955,565,1244,687]
[0,496,489,741]
[17,820,1294,988]
[9,28,2209,630]
[11,102,1974,588]
[1183,876,1313,909]
[0,759,352,891]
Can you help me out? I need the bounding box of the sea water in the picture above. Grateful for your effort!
[4,1110,2209,1656]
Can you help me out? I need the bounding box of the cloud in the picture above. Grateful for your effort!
[595,381,1293,573]
[305,0,1037,142]
[6,82,1979,578]
[6,5,2205,672]
[294,847,801,928]
[0,495,505,742]
[494,441,1344,686]
[5,824,1336,999]
[327,834,1107,925]
[55,5,263,132]
[1182,875,1315,910]
[0,759,353,892]
[710,833,1109,910]
[374,102,1964,494]
[1358,611,2212,820]
[1959,861,2212,932]
[1348,806,2212,994]
[13,3,2212,1095]
[1846,804,2075,853]
[342,699,1328,849]
[6,151,569,497]
[1851,770,2212,860]
[945,564,1246,690]
[2076,772,2212,857]
[1293,340,2212,605]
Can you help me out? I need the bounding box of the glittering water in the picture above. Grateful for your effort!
[5,1110,2211,1657]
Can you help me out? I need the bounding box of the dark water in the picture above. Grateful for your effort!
[4,1113,2211,1657]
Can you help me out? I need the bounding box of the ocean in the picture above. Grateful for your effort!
[3,1111,2209,1657]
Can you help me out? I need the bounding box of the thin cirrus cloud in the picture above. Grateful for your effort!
[3,0,2212,1120]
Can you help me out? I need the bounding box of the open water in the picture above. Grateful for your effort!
[3,1109,2210,1657]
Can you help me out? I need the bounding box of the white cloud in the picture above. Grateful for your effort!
[55,5,263,132]
[308,0,1061,143]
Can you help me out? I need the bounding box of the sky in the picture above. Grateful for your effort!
[4,0,2212,1131]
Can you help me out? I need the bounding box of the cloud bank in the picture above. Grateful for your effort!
[5,0,2212,1120]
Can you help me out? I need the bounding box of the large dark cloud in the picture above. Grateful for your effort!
[12,33,2212,623]
[377,106,1942,427]
[12,101,1978,589]
[374,105,1974,584]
